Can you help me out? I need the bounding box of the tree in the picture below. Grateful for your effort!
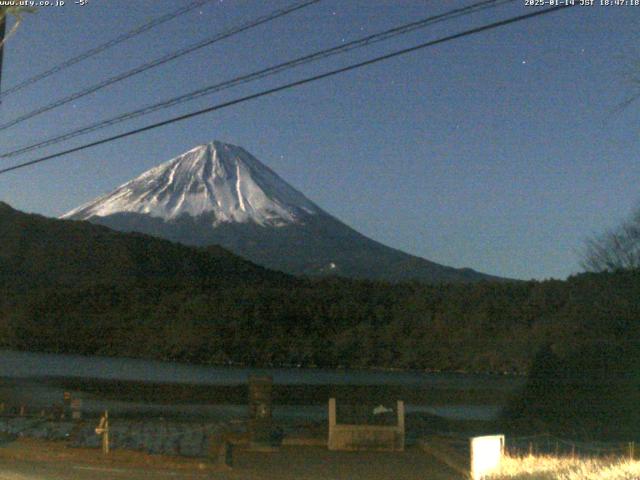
[582,205,640,272]
[1,6,35,93]
[503,341,640,440]
[0,6,34,49]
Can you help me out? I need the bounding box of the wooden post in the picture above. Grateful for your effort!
[396,400,405,431]
[63,391,72,420]
[528,442,533,457]
[328,398,336,428]
[397,400,405,452]
[220,441,233,467]
[328,398,336,449]
[571,444,575,460]
[219,442,233,467]
[103,411,109,455]
[95,410,110,454]
[629,442,635,461]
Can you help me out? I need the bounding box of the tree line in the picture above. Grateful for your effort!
[1,202,639,377]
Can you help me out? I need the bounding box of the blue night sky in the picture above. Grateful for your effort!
[0,0,638,280]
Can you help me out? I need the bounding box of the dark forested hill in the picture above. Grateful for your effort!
[1,202,639,380]
[0,201,289,291]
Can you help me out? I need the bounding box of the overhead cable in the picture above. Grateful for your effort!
[0,0,320,131]
[0,4,574,177]
[0,0,214,100]
[0,0,513,159]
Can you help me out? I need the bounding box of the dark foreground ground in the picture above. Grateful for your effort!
[0,438,461,480]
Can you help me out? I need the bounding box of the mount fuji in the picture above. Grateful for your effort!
[63,141,498,283]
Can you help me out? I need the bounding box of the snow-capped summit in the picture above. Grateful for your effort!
[63,141,319,227]
[63,140,501,283]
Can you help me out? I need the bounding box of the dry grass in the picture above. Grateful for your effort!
[487,454,640,480]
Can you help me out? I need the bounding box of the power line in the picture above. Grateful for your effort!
[0,0,320,132]
[0,0,514,160]
[0,0,214,101]
[0,5,574,177]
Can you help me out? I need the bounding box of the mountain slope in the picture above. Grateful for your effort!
[63,141,500,283]
[0,201,287,291]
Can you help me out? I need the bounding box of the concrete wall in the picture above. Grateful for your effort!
[327,398,405,451]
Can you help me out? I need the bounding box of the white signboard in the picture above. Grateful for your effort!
[470,435,504,480]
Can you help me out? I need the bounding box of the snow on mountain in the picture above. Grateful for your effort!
[62,141,320,227]
[62,140,502,283]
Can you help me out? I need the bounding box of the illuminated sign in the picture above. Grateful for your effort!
[470,435,504,480]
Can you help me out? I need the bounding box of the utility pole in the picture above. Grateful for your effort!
[0,13,6,96]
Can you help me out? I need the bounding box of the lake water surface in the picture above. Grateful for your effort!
[0,349,521,421]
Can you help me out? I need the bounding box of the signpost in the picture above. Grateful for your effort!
[248,375,274,450]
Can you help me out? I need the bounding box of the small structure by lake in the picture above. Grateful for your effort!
[328,398,405,451]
